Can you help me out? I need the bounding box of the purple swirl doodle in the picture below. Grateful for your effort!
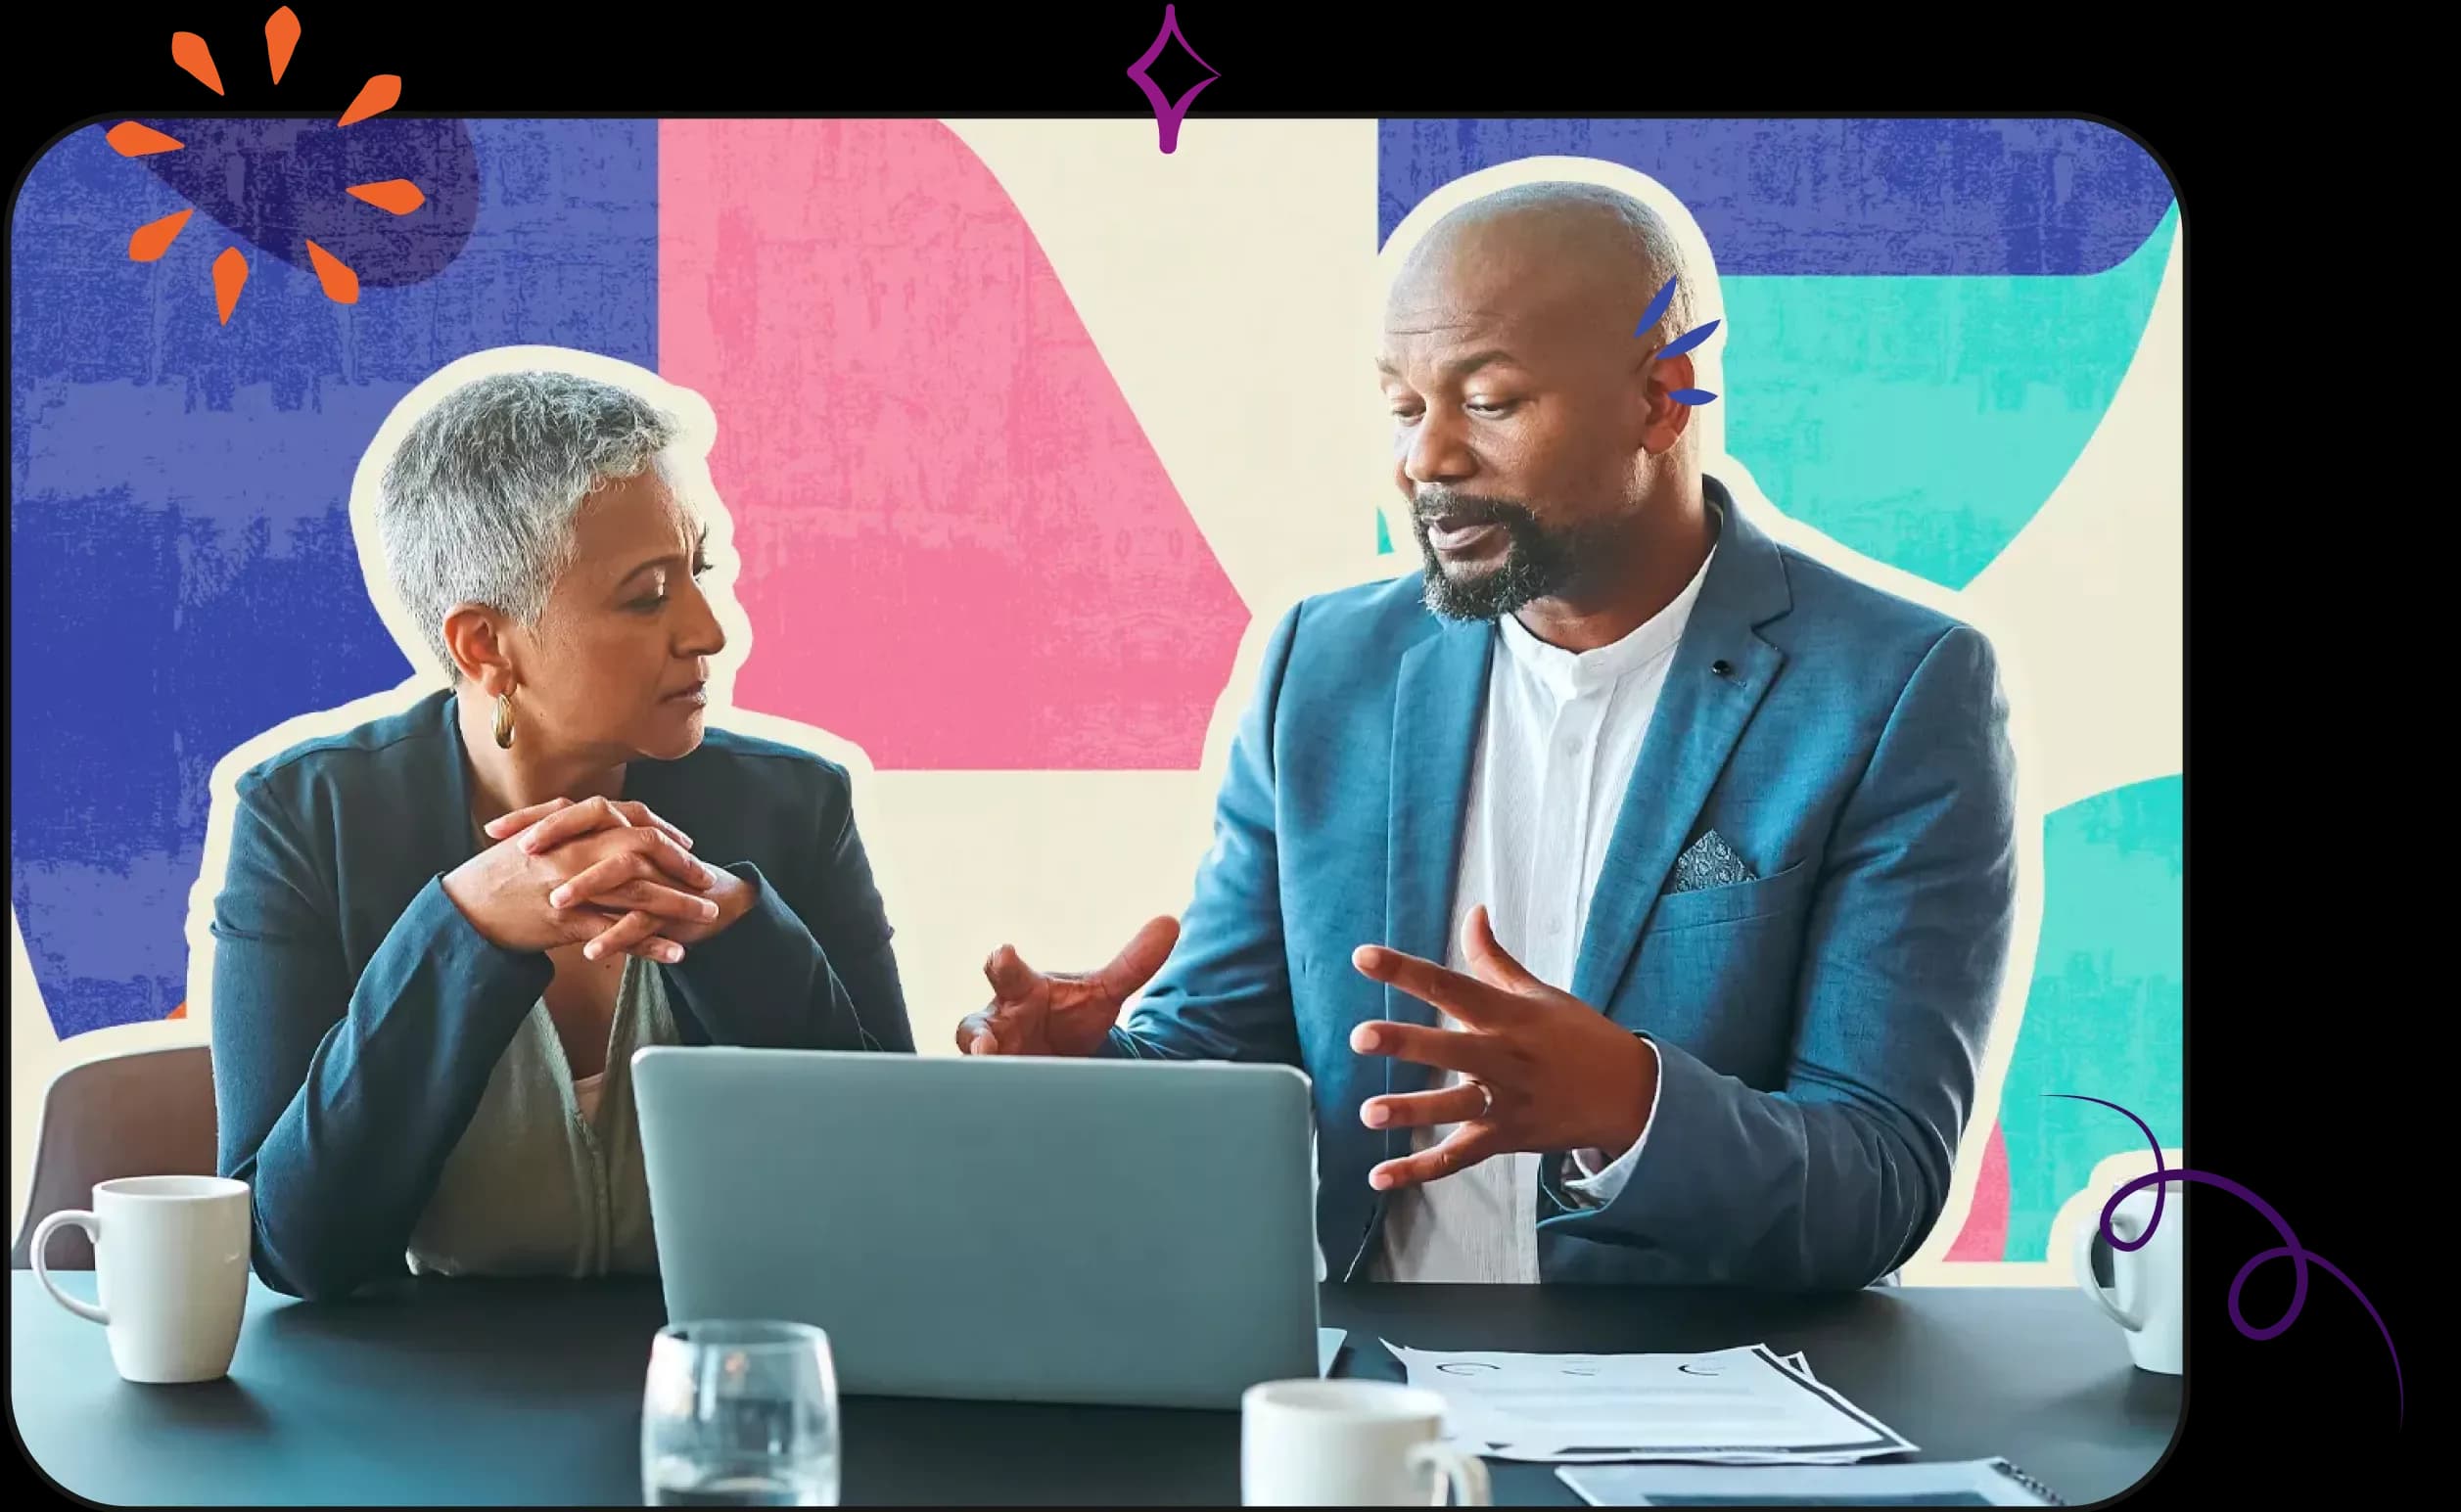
[2052,1093,2403,1425]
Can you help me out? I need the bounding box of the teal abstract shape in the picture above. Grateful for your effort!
[1722,204,2176,590]
[1996,774,2184,1261]
[1376,511,1394,555]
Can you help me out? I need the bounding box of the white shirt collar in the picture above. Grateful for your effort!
[1496,541,1718,700]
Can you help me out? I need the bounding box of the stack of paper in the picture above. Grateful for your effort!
[1382,1341,1917,1465]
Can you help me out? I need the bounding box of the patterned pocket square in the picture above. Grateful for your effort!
[1669,829,1757,893]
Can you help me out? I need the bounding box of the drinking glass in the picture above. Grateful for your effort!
[641,1320,841,1506]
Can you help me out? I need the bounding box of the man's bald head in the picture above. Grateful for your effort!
[1377,181,1711,626]
[1391,182,1696,358]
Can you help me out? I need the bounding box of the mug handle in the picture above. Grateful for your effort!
[1407,1442,1492,1507]
[2072,1205,2142,1333]
[32,1211,110,1325]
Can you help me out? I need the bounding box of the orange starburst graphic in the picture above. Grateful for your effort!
[106,7,419,324]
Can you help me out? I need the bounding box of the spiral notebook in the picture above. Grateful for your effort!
[1557,1456,2065,1506]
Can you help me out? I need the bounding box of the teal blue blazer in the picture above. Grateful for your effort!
[1107,478,2020,1288]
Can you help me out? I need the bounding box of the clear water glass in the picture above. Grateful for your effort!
[642,1319,842,1506]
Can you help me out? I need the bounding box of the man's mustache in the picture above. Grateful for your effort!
[1412,492,1533,528]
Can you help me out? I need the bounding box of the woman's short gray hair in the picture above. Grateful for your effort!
[377,370,678,677]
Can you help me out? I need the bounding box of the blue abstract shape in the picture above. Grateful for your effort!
[1997,776,2185,1261]
[1375,122,2178,588]
[9,120,660,1038]
[1377,118,2176,274]
[129,116,483,289]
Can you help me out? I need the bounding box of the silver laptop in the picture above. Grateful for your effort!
[631,1046,1321,1409]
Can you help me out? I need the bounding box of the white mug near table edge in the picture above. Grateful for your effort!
[1242,1378,1491,1506]
[32,1175,254,1385]
[2072,1181,2182,1376]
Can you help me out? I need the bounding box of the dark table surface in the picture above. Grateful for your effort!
[14,1272,2177,1505]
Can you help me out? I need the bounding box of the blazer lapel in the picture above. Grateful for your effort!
[1569,482,1793,1012]
[1381,619,1494,1111]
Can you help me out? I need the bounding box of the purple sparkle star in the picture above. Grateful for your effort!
[1126,5,1220,155]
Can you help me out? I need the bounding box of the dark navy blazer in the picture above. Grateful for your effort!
[207,691,913,1299]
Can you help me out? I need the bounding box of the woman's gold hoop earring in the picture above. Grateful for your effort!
[492,691,516,750]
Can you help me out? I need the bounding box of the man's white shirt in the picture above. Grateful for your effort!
[1368,547,1713,1283]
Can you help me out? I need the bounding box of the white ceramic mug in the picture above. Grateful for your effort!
[2072,1181,2182,1375]
[32,1175,254,1384]
[1242,1379,1491,1506]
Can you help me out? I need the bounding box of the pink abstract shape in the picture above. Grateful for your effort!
[1945,1119,2011,1260]
[657,119,1249,769]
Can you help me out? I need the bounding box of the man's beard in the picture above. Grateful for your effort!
[1411,490,1584,621]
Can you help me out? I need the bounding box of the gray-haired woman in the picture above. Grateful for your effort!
[208,369,913,1301]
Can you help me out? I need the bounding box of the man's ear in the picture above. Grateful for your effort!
[1635,349,1695,456]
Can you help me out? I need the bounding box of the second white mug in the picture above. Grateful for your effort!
[32,1174,254,1385]
[1242,1378,1491,1506]
[2072,1181,2182,1376]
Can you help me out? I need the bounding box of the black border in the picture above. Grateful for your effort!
[4,2,2420,1508]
